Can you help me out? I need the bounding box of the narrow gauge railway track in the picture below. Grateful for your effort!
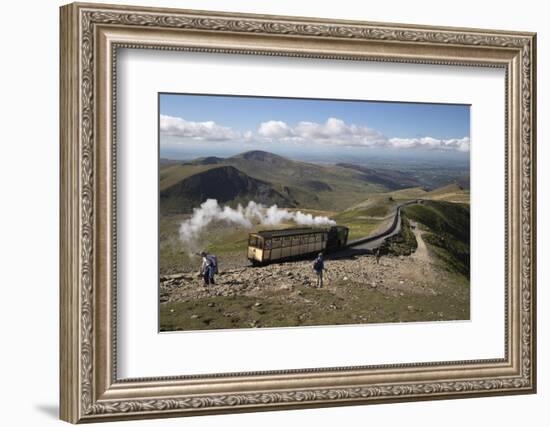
[346,200,421,251]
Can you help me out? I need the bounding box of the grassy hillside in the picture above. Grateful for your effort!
[333,195,396,241]
[160,165,295,214]
[384,187,427,200]
[425,183,470,204]
[159,151,391,213]
[160,163,219,191]
[336,163,421,190]
[160,150,470,217]
[404,201,470,277]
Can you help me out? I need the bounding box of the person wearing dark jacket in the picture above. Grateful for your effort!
[313,252,325,288]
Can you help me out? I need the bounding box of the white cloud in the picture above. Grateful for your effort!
[160,114,470,152]
[258,120,293,138]
[299,118,387,146]
[389,136,470,152]
[256,117,468,151]
[160,115,240,141]
[258,117,388,147]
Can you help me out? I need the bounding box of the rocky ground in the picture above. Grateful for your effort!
[159,230,470,331]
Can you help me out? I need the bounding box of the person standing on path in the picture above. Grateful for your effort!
[313,252,325,288]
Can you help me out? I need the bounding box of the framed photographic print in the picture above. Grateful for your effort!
[59,2,537,423]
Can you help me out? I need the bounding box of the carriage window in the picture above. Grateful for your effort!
[272,238,281,249]
[264,239,272,250]
[308,235,316,243]
[282,237,291,247]
[315,234,322,242]
[292,237,301,246]
[248,236,262,248]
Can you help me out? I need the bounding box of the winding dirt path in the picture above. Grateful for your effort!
[411,228,430,262]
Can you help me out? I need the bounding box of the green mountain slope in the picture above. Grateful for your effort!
[225,151,386,206]
[160,165,295,214]
[425,183,470,204]
[160,150,392,212]
[159,151,470,216]
[336,163,421,190]
[404,201,470,277]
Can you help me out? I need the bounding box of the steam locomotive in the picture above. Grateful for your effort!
[247,226,349,265]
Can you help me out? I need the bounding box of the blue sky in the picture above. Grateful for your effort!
[159,93,470,161]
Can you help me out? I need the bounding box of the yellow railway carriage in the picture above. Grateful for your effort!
[247,226,349,265]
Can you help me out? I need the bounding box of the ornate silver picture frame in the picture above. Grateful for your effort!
[60,2,536,423]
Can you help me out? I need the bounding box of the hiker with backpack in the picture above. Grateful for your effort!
[313,252,325,288]
[199,251,218,286]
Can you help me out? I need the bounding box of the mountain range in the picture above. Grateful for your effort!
[159,150,467,214]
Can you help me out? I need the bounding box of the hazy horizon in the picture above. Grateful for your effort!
[159,147,470,168]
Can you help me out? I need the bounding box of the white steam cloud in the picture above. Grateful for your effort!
[179,199,335,253]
